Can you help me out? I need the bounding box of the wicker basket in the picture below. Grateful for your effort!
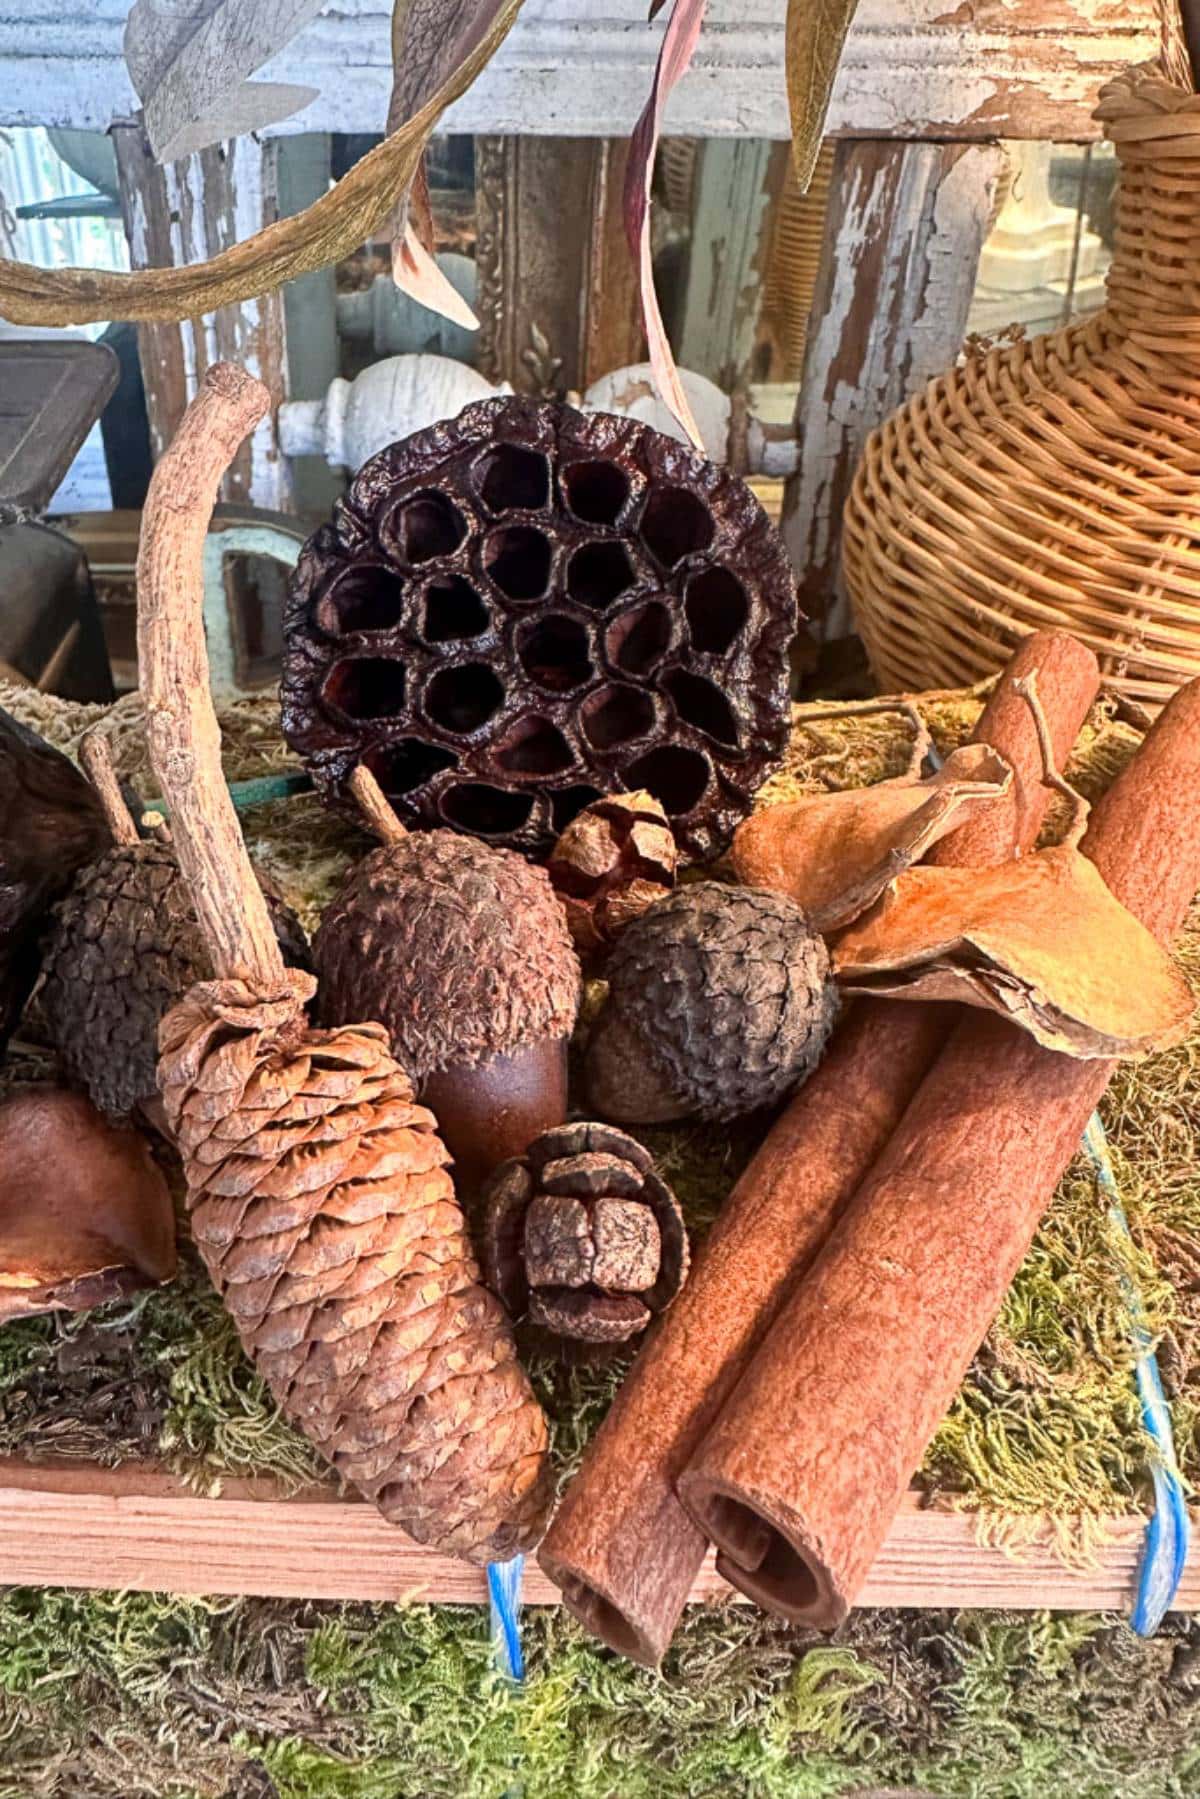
[844,63,1200,713]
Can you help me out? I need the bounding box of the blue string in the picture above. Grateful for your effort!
[1081,1112,1190,1635]
[145,770,313,817]
[487,1555,526,1681]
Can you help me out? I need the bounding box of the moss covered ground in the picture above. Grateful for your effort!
[0,682,1197,1795]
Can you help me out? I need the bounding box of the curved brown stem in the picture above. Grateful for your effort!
[79,729,139,847]
[136,363,282,986]
[792,697,933,784]
[349,765,409,846]
[1013,673,1091,849]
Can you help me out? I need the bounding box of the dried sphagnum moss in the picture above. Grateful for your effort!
[0,683,1197,1530]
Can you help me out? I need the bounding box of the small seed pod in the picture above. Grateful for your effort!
[480,1121,688,1349]
[584,882,837,1124]
[547,790,677,956]
[313,768,581,1185]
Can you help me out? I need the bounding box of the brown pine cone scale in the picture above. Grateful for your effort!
[160,970,552,1563]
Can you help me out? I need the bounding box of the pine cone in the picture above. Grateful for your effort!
[584,883,837,1124]
[0,707,111,1056]
[480,1121,689,1348]
[281,396,797,862]
[548,791,677,956]
[42,839,310,1120]
[159,970,552,1563]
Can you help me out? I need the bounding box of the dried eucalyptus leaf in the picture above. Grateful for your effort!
[0,0,523,327]
[787,0,860,189]
[834,846,1196,1060]
[623,0,708,449]
[731,744,1012,933]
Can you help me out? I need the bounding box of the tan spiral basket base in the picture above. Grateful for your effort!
[844,63,1200,715]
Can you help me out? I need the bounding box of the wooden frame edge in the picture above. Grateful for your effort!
[0,1461,1193,1613]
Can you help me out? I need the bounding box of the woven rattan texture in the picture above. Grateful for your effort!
[844,64,1200,714]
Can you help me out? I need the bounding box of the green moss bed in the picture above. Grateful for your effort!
[0,682,1197,1797]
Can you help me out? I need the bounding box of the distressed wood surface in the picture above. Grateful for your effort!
[783,138,1006,636]
[0,1460,1191,1613]
[0,1,1159,139]
[112,125,289,509]
[123,0,323,160]
[475,135,642,395]
[677,138,783,388]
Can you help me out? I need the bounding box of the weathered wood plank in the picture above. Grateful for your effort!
[677,139,784,389]
[0,1,1159,140]
[0,1460,1190,1615]
[112,125,289,509]
[782,138,1006,636]
[475,135,642,395]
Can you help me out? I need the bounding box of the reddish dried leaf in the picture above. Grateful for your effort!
[834,846,1196,1059]
[623,0,707,448]
[732,743,1012,932]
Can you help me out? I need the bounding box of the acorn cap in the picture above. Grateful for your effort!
[313,829,581,1089]
[41,838,310,1121]
[584,882,837,1124]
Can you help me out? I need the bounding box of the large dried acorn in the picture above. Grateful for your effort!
[548,790,677,956]
[281,396,797,862]
[41,735,309,1122]
[585,883,837,1124]
[481,1121,688,1348]
[313,768,581,1184]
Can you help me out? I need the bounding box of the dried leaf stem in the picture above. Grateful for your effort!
[1014,673,1091,849]
[349,766,409,846]
[136,363,281,985]
[78,731,139,847]
[791,697,932,782]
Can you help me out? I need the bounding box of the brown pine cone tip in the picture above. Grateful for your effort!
[547,790,677,955]
[41,838,310,1120]
[159,969,553,1563]
[480,1121,688,1346]
[281,395,797,862]
[584,883,838,1125]
[313,830,579,1088]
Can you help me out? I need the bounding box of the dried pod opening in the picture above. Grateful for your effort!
[391,491,466,563]
[322,658,405,722]
[550,785,605,831]
[440,782,535,835]
[567,541,637,609]
[477,443,551,512]
[517,614,593,692]
[316,565,407,636]
[625,744,710,815]
[424,663,504,734]
[485,524,553,601]
[640,484,715,567]
[686,567,747,654]
[365,739,458,796]
[581,684,655,751]
[663,669,740,749]
[494,715,575,778]
[606,601,672,677]
[421,576,488,643]
[562,459,630,525]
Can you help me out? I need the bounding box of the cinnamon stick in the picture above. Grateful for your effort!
[680,676,1200,1626]
[538,631,1100,1665]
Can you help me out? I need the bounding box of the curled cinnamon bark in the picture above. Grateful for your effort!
[538,630,1100,1664]
[680,675,1200,1627]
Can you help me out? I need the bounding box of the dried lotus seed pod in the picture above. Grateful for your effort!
[281,396,798,862]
